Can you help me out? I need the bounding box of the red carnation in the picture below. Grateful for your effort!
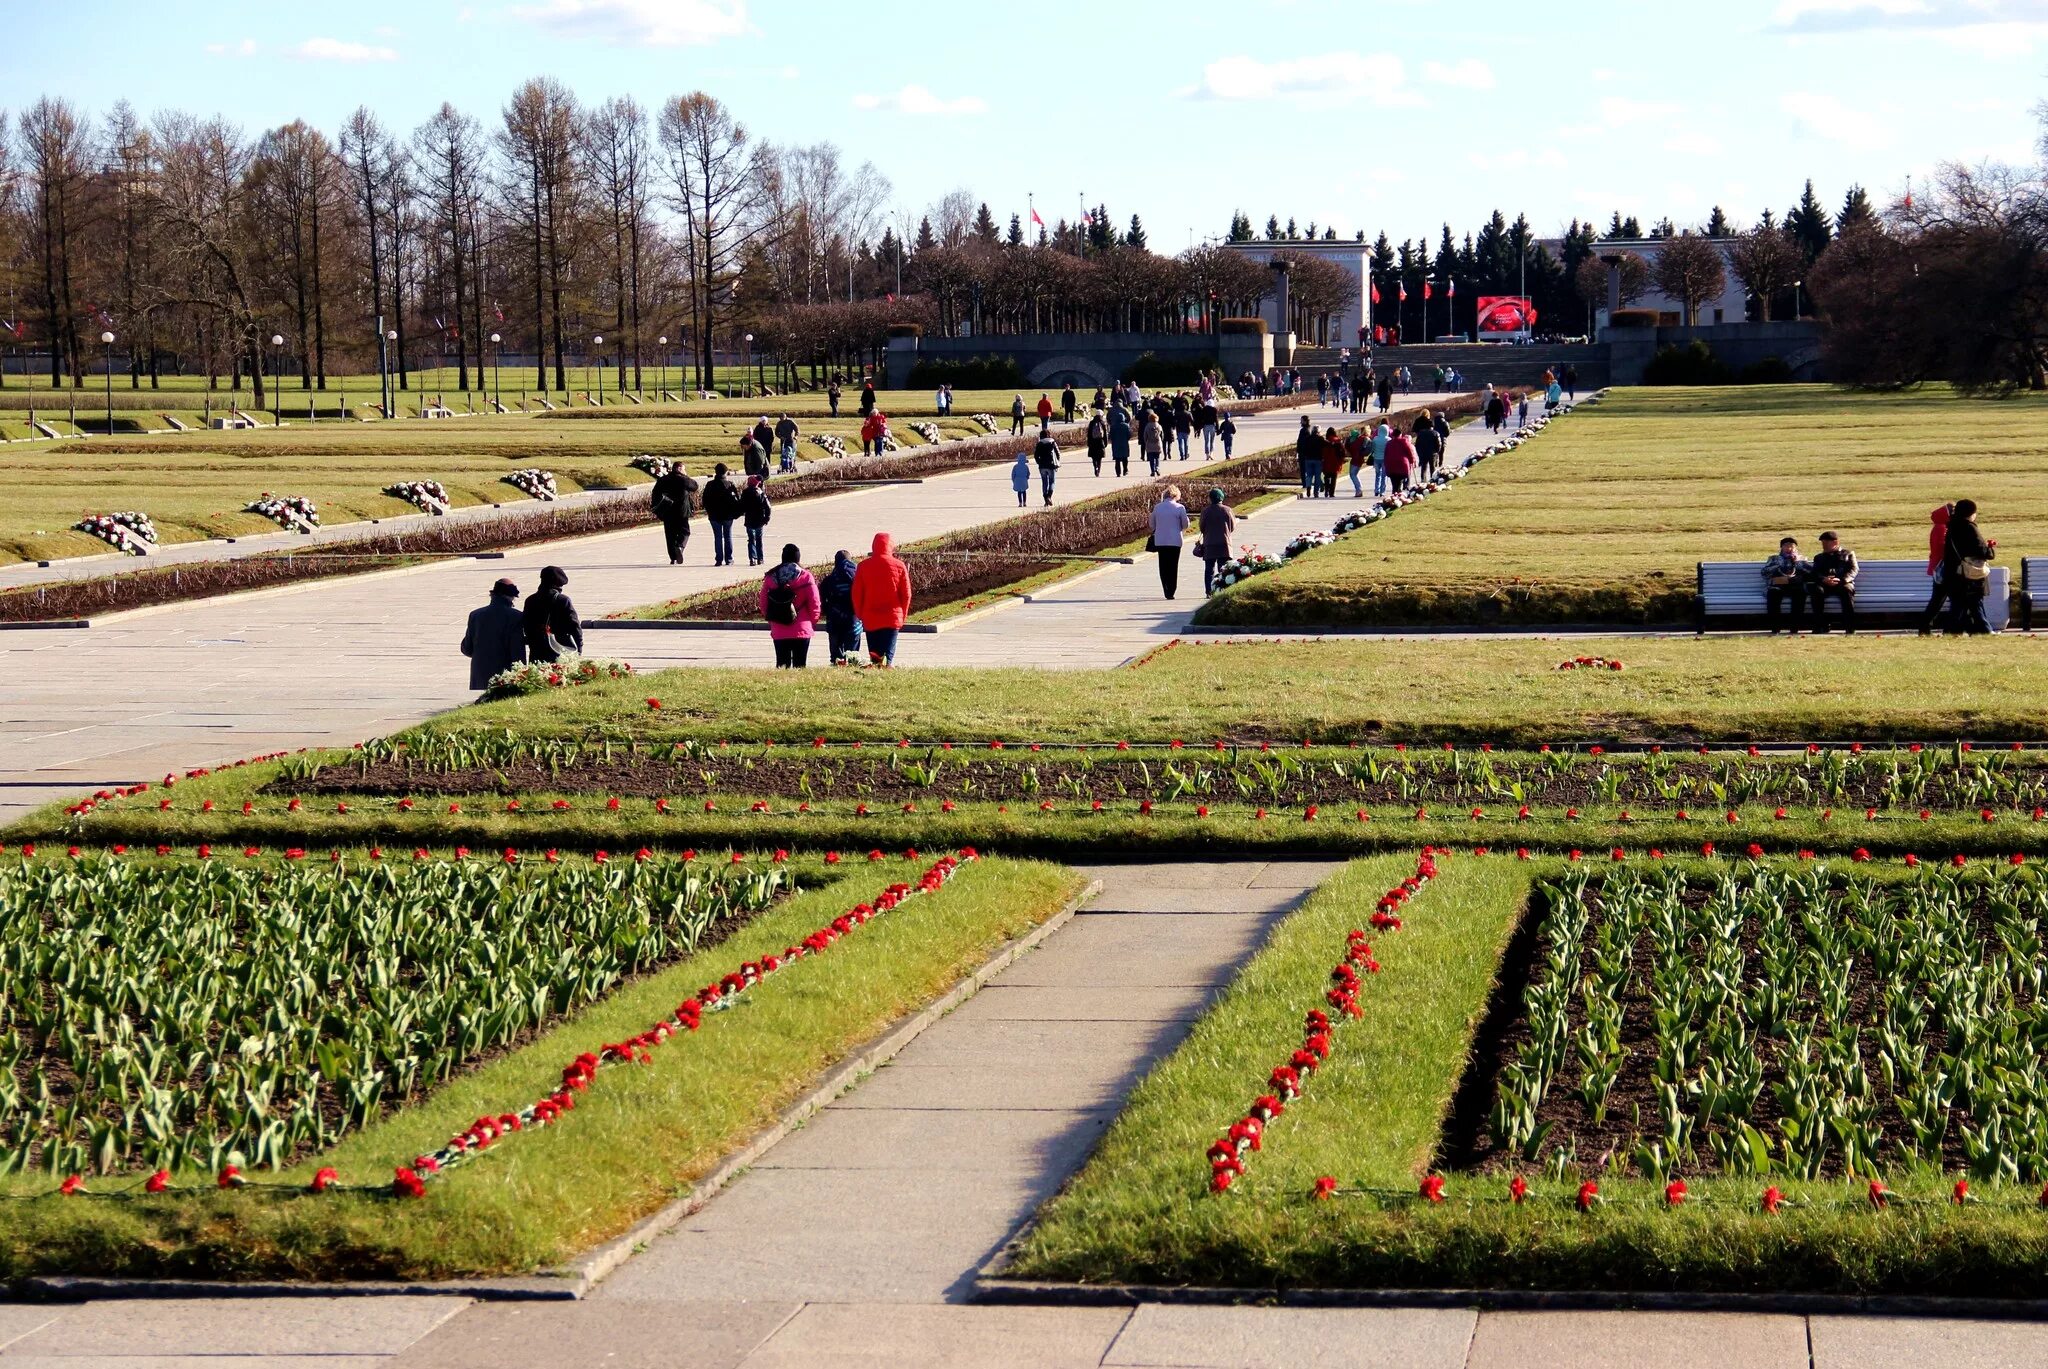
[392,1167,427,1199]
[1419,1174,1446,1204]
[1868,1180,1889,1210]
[1761,1186,1784,1214]
[1509,1174,1528,1204]
[1665,1179,1687,1207]
[1576,1181,1599,1211]
[310,1167,339,1194]
[146,1170,171,1193]
[1312,1175,1338,1200]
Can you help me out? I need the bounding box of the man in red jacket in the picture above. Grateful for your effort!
[851,531,913,666]
[1036,393,1054,425]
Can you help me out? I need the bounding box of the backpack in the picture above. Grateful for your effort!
[765,573,799,624]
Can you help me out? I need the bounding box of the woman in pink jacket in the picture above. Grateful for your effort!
[759,541,822,668]
[1382,430,1417,493]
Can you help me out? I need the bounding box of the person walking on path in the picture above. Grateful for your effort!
[1171,393,1193,460]
[1483,390,1506,434]
[1036,392,1055,428]
[1198,397,1219,456]
[1010,394,1027,436]
[741,431,770,482]
[1319,427,1345,498]
[1414,414,1443,484]
[859,378,876,416]
[1086,410,1108,476]
[1140,408,1165,476]
[702,463,741,566]
[1033,423,1061,505]
[651,464,701,564]
[1383,428,1416,493]
[1544,375,1563,413]
[1518,392,1531,429]
[820,550,864,664]
[1920,504,1954,634]
[1563,364,1578,400]
[740,475,773,567]
[760,542,821,668]
[1942,498,1997,635]
[1150,484,1191,601]
[852,532,912,665]
[774,413,800,472]
[522,566,582,663]
[1345,428,1368,498]
[1376,373,1393,413]
[1197,488,1237,595]
[1108,402,1133,476]
[1294,415,1321,498]
[1061,384,1077,423]
[827,378,843,417]
[460,578,527,693]
[1371,420,1391,496]
[1218,410,1236,457]
[1011,450,1032,507]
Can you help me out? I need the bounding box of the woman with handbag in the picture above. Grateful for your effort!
[1149,484,1191,601]
[1941,499,1997,635]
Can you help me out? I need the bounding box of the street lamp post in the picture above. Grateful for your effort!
[100,331,114,434]
[658,336,667,399]
[384,329,398,417]
[489,332,501,413]
[744,332,756,396]
[592,335,604,404]
[270,334,283,425]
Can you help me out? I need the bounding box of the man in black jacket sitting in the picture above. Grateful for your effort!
[1808,530,1859,633]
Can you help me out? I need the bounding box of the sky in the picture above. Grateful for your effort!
[6,0,2045,249]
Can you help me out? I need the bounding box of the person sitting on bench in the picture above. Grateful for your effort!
[1762,537,1810,632]
[1808,530,1859,633]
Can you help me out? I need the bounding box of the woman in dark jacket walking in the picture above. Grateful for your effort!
[522,566,582,663]
[1197,488,1236,594]
[1171,394,1193,460]
[701,463,742,566]
[1941,498,1996,635]
[739,476,773,566]
[820,550,864,664]
[1086,412,1108,475]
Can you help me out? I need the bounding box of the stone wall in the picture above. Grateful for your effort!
[1603,322,1825,383]
[884,332,1271,389]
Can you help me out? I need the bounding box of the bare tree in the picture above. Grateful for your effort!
[149,113,273,410]
[253,119,333,389]
[1572,251,1647,328]
[1650,233,1727,328]
[17,96,91,385]
[500,77,579,391]
[339,108,395,406]
[584,95,651,391]
[657,91,768,391]
[1730,224,1803,322]
[102,101,164,387]
[928,188,976,249]
[415,103,485,390]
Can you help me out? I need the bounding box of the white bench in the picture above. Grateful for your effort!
[1698,559,2011,632]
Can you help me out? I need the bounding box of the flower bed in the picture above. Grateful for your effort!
[74,511,157,555]
[504,469,558,501]
[245,494,320,533]
[482,655,634,700]
[630,454,676,478]
[385,479,451,515]
[807,434,848,459]
[969,413,999,433]
[1210,549,1280,591]
[909,422,943,444]
[1282,529,1336,560]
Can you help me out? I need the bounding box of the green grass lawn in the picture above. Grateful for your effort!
[0,851,1084,1280]
[1003,854,2048,1296]
[0,409,989,564]
[1201,385,2048,627]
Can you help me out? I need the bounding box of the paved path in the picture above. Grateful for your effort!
[5,397,1440,820]
[5,862,2044,1365]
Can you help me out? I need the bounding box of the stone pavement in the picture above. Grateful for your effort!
[7,862,2048,1364]
[3,397,1426,820]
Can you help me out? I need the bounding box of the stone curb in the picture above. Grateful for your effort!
[558,875,1103,1292]
[967,1276,2048,1322]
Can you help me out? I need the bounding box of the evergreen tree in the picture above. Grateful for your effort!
[1786,179,1833,262]
[1837,184,1875,237]
[1227,211,1254,243]
[1436,224,1457,277]
[1305,220,1318,240]
[1652,216,1676,238]
[972,202,999,245]
[1370,231,1395,281]
[1006,212,1023,247]
[1757,207,1778,231]
[1124,214,1148,250]
[1706,205,1731,236]
[1264,213,1281,241]
[1088,204,1116,252]
[915,216,937,253]
[1284,216,1299,240]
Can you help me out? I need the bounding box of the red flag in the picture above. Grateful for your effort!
[1398,283,1407,303]
[1370,282,1381,305]
[1423,281,1434,300]
[492,300,506,323]
[1447,279,1456,298]
[1029,206,1044,227]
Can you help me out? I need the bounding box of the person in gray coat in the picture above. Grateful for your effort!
[461,578,528,691]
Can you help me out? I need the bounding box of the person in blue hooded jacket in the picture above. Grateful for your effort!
[819,550,864,664]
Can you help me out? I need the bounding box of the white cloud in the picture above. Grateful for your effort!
[1422,57,1494,89]
[1774,1,2048,52]
[204,38,258,56]
[511,0,748,46]
[1780,91,1889,148]
[851,85,986,117]
[1185,52,1417,106]
[1664,131,1725,157]
[1597,96,1682,126]
[294,37,399,61]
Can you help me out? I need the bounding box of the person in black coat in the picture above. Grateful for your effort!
[651,466,700,564]
[859,379,876,416]
[739,475,773,566]
[461,578,527,691]
[820,549,864,664]
[1060,384,1077,423]
[523,566,582,663]
[1942,498,1997,635]
[702,463,741,566]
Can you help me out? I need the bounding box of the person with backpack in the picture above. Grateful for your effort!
[522,566,582,663]
[1010,394,1027,435]
[1413,412,1444,484]
[739,475,772,567]
[774,413,800,472]
[1086,410,1108,475]
[852,531,913,665]
[650,463,700,564]
[1034,423,1062,505]
[460,578,527,693]
[1011,450,1032,507]
[760,542,821,668]
[820,549,864,664]
[701,463,741,566]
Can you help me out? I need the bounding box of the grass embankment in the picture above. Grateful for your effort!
[1201,385,2048,628]
[0,410,990,565]
[0,853,1083,1280]
[1007,855,2048,1296]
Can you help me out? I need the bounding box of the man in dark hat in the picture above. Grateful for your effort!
[523,566,583,663]
[651,463,700,564]
[461,578,527,693]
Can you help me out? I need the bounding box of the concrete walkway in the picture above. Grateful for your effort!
[6,862,2045,1365]
[2,398,1408,820]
